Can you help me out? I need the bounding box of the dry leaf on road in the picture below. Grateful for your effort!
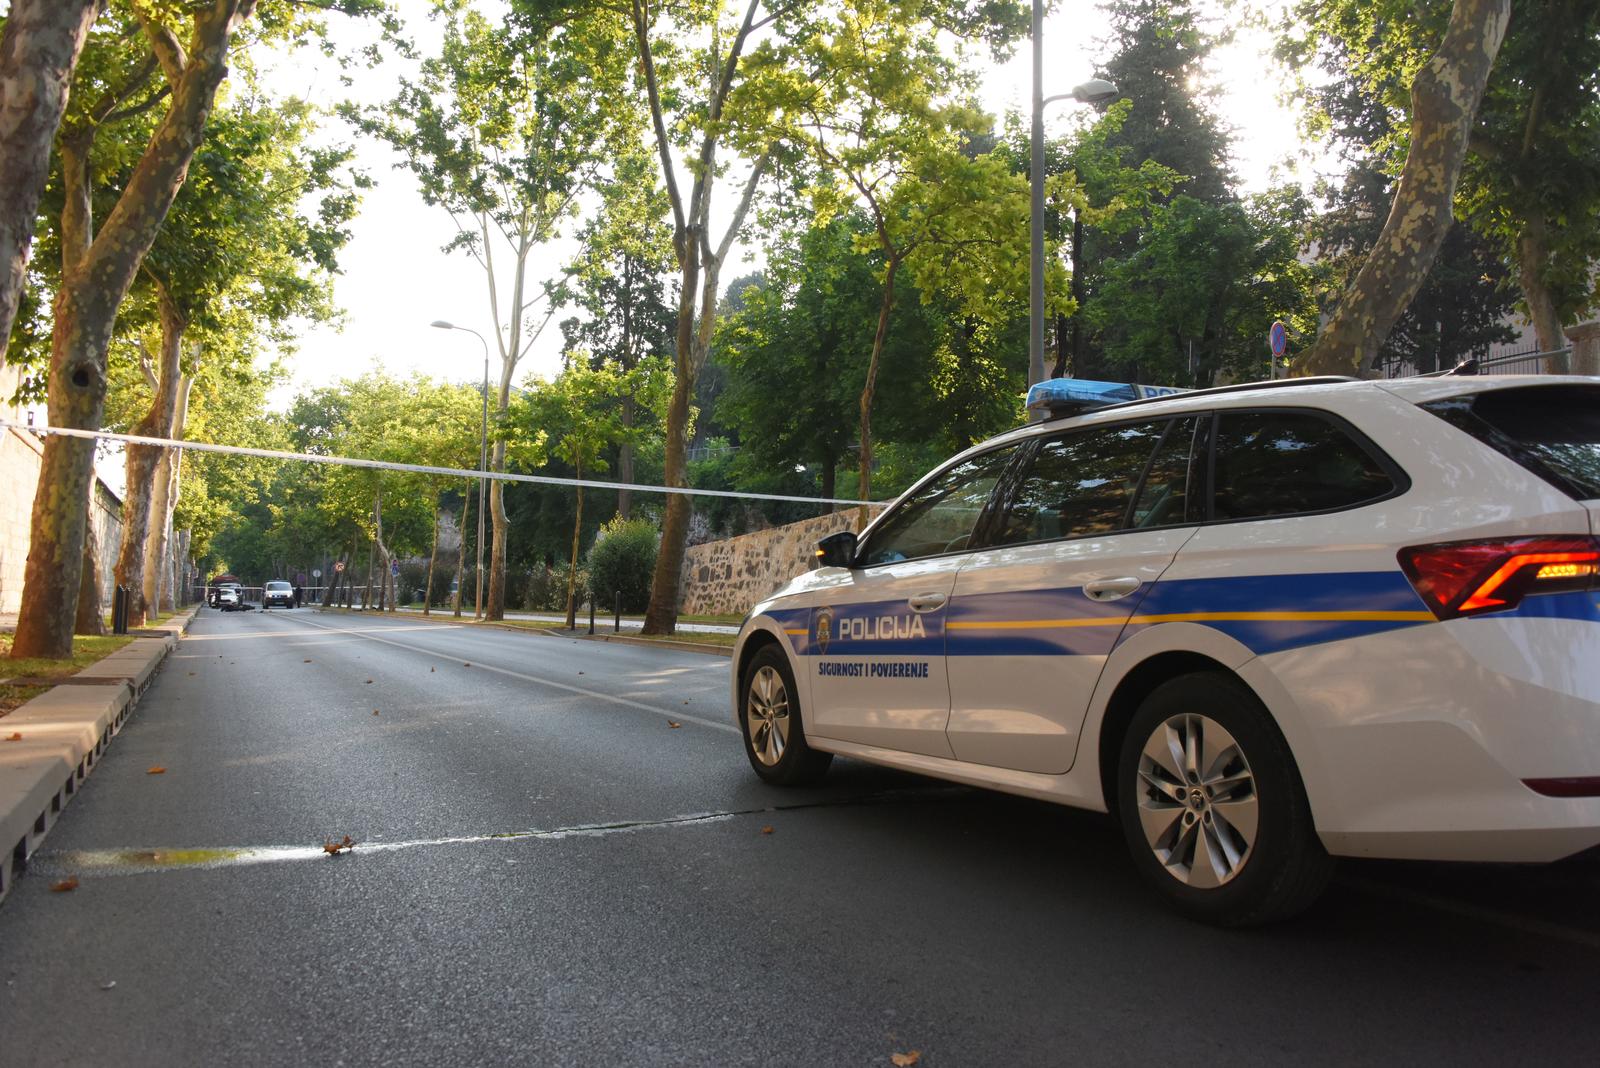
[891,1052,921,1067]
[50,877,79,893]
[667,721,681,729]
[364,679,374,684]
[323,835,356,855]
[147,766,166,775]
[372,710,380,716]
[5,732,21,742]
[761,826,774,835]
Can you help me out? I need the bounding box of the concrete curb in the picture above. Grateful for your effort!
[566,632,733,658]
[0,608,198,907]
[313,607,734,658]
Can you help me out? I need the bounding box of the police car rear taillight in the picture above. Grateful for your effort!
[1398,536,1600,620]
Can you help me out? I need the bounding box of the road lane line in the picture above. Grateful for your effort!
[33,786,971,878]
[288,614,740,735]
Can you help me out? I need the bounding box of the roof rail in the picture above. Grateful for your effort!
[1043,375,1361,421]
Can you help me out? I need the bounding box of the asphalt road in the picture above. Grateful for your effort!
[2,607,1598,1066]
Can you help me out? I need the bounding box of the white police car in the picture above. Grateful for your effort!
[731,374,1600,925]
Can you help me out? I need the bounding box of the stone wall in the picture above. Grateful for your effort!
[0,363,123,617]
[679,508,884,617]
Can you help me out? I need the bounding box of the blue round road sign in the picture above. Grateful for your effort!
[1269,320,1289,357]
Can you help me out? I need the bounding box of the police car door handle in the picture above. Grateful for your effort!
[908,592,948,613]
[1083,577,1142,602]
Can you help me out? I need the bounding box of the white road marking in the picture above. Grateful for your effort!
[287,614,740,735]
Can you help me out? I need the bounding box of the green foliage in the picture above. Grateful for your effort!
[585,516,659,613]
[1089,191,1320,384]
[1285,0,1600,332]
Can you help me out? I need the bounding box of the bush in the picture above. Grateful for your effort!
[585,516,658,614]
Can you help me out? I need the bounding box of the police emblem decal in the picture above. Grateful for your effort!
[815,608,833,656]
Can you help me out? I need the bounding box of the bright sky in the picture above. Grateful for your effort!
[258,1,1314,409]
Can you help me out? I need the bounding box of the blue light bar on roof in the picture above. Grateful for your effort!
[1026,378,1187,416]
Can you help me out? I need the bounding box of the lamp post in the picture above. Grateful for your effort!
[1030,1,1118,397]
[431,320,490,621]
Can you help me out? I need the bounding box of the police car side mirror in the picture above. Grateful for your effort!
[815,531,857,569]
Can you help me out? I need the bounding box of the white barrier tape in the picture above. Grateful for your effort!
[0,419,883,508]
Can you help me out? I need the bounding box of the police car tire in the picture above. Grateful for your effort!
[740,645,832,786]
[1116,671,1333,927]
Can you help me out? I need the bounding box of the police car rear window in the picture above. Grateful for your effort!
[1211,410,1396,521]
[1422,385,1600,500]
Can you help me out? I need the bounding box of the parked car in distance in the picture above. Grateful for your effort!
[263,580,295,609]
[215,585,242,611]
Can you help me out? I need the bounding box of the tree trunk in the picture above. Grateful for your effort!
[1515,216,1569,370]
[10,0,259,659]
[641,236,703,636]
[857,256,900,530]
[115,291,184,627]
[74,483,106,636]
[487,453,507,619]
[617,393,635,520]
[565,471,583,630]
[453,494,468,618]
[0,0,99,348]
[1298,0,1510,376]
[146,370,193,614]
[423,497,440,617]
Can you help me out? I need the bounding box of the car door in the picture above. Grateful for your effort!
[805,444,1022,759]
[943,416,1205,774]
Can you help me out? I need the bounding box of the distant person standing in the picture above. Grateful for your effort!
[292,584,303,609]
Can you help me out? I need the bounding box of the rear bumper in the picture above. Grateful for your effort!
[1248,613,1600,863]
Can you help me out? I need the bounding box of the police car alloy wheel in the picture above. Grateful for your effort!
[740,646,831,786]
[1117,673,1333,927]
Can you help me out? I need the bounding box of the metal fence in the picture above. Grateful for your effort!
[1377,344,1571,379]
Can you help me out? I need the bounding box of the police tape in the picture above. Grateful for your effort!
[0,419,882,508]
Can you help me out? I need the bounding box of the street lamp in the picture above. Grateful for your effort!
[431,320,490,621]
[1030,0,1118,400]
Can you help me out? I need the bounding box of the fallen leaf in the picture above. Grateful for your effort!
[146,766,166,775]
[100,980,116,991]
[667,721,681,729]
[463,662,471,667]
[50,876,79,893]
[365,679,374,684]
[760,826,774,835]
[5,732,21,742]
[891,1053,921,1067]
[577,671,584,675]
[430,666,435,672]
[323,835,356,855]
[303,659,312,663]
[682,700,689,705]
[372,709,380,716]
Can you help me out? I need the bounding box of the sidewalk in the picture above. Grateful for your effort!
[0,608,196,907]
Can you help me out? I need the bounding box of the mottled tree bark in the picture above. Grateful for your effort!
[0,0,100,348]
[145,370,192,614]
[636,0,767,636]
[114,287,184,626]
[1298,0,1511,377]
[74,484,105,636]
[10,0,259,659]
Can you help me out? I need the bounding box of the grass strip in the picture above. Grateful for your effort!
[0,633,137,716]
